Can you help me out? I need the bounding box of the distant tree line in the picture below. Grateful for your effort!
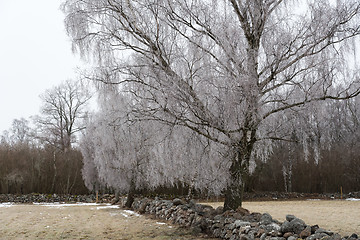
[0,97,359,195]
[0,80,90,194]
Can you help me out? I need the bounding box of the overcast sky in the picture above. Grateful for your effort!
[0,0,84,134]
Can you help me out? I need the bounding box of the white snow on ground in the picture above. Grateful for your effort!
[96,205,120,210]
[306,199,321,201]
[120,210,140,218]
[33,202,99,207]
[0,202,13,208]
[123,210,140,217]
[346,198,360,201]
[121,212,129,218]
[156,222,166,225]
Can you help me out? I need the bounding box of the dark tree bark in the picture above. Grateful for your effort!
[124,180,136,209]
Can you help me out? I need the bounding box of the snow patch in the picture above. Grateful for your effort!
[33,202,99,207]
[156,222,166,225]
[0,202,13,208]
[346,198,360,201]
[306,199,321,201]
[120,210,140,218]
[96,205,120,210]
[123,210,140,217]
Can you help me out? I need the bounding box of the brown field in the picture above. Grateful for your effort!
[0,203,210,240]
[1,200,359,239]
[203,200,360,236]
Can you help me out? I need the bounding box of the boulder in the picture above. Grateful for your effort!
[286,215,296,222]
[350,234,359,239]
[172,198,185,206]
[234,220,251,228]
[300,226,312,238]
[260,213,273,225]
[315,228,333,236]
[281,217,306,234]
[236,207,250,216]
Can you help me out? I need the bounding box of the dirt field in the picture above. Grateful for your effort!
[1,200,359,239]
[0,203,210,240]
[204,200,360,236]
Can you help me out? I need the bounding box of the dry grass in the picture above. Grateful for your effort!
[203,200,360,236]
[1,200,359,239]
[0,203,211,240]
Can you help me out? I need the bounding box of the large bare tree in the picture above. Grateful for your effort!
[63,0,360,210]
[34,80,91,152]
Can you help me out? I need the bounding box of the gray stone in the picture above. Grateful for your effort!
[350,234,359,239]
[214,214,224,221]
[227,223,236,230]
[234,220,251,228]
[224,231,233,239]
[328,233,342,240]
[315,228,333,236]
[261,213,273,225]
[283,232,293,238]
[300,226,312,238]
[229,235,237,240]
[240,225,251,234]
[307,233,329,240]
[240,234,251,240]
[212,222,224,229]
[248,230,256,239]
[215,206,224,215]
[288,236,297,240]
[286,215,296,222]
[311,225,320,234]
[263,223,281,232]
[280,221,292,233]
[260,233,267,240]
[281,217,306,234]
[213,228,222,238]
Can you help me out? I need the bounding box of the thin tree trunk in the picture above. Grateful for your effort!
[50,151,57,194]
[124,180,136,208]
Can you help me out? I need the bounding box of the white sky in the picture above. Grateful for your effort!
[0,0,84,134]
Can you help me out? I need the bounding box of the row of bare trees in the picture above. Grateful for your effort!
[0,80,90,194]
[249,98,360,194]
[1,95,359,196]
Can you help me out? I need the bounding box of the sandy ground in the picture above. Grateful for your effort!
[1,200,359,239]
[0,203,211,240]
[203,200,360,236]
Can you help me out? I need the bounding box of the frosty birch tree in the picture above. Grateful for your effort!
[80,87,228,206]
[63,0,360,210]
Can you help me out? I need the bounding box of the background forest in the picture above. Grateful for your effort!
[1,92,359,195]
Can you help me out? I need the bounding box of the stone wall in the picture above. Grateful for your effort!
[131,198,359,240]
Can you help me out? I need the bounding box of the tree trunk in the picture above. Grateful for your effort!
[223,131,255,211]
[223,161,246,211]
[124,180,136,208]
[50,151,57,194]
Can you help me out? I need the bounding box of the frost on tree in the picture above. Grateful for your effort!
[80,88,227,207]
[64,0,360,210]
